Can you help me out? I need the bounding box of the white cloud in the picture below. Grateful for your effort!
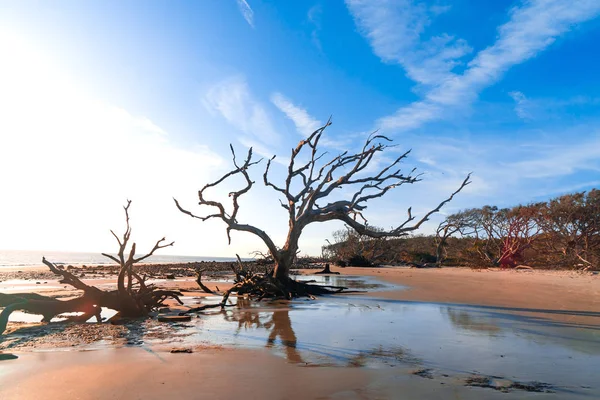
[379,101,442,131]
[204,76,281,148]
[308,4,323,51]
[346,0,471,89]
[406,127,600,202]
[355,0,600,131]
[429,4,451,16]
[236,0,255,28]
[271,92,322,136]
[271,92,354,152]
[506,136,600,178]
[509,91,532,120]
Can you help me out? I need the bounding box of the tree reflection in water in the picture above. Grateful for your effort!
[221,298,415,367]
[223,298,304,363]
[444,307,502,335]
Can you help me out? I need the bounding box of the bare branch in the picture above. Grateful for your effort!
[101,253,120,264]
[175,145,281,257]
[133,238,175,264]
[177,119,471,281]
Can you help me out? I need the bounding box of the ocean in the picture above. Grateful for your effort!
[0,250,240,268]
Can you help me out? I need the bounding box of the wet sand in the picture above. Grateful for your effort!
[0,348,370,400]
[1,266,599,399]
[331,266,600,322]
[0,346,562,400]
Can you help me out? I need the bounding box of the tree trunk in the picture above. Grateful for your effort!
[435,240,445,266]
[273,251,294,281]
[272,227,302,282]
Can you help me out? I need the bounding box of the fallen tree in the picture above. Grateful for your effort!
[175,120,470,299]
[0,201,183,334]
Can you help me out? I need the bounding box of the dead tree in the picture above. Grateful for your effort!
[0,201,182,334]
[98,200,179,315]
[175,120,470,297]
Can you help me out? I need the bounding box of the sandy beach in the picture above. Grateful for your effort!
[339,266,600,313]
[1,265,599,399]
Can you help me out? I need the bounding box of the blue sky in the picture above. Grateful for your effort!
[1,0,599,257]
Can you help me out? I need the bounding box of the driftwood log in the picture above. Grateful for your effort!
[0,201,183,334]
[0,257,184,334]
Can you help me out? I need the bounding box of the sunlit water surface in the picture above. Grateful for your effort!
[180,275,600,396]
[3,275,600,396]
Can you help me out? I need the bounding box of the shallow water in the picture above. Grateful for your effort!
[3,274,599,396]
[174,275,600,396]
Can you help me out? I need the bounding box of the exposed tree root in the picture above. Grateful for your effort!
[182,265,349,316]
[229,267,346,301]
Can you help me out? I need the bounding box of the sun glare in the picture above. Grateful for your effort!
[0,29,224,254]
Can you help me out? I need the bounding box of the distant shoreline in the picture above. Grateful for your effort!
[0,249,253,269]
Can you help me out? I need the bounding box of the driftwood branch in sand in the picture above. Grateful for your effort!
[0,201,182,334]
[195,269,215,294]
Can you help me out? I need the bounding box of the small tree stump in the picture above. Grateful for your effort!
[315,264,340,275]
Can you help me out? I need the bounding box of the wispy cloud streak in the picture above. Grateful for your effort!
[271,92,354,151]
[271,92,321,136]
[308,5,323,51]
[346,0,469,89]
[509,91,532,120]
[236,0,255,28]
[348,0,600,131]
[205,76,281,148]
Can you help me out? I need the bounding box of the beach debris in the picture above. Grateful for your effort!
[195,269,215,294]
[0,201,184,335]
[181,255,350,310]
[515,265,534,270]
[412,368,434,379]
[165,274,176,280]
[315,264,340,275]
[465,375,554,393]
[170,347,193,353]
[157,315,192,323]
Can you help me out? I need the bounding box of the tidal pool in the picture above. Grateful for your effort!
[174,275,600,396]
